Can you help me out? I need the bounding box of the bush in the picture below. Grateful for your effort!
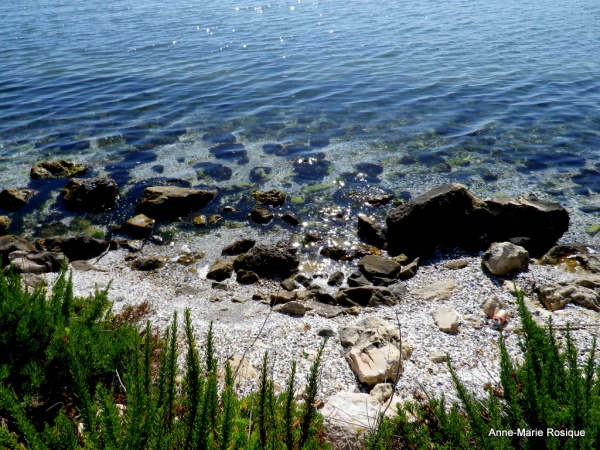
[0,268,330,449]
[364,290,600,449]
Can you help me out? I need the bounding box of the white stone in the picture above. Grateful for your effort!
[432,306,460,333]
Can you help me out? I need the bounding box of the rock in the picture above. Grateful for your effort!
[445,260,468,270]
[482,242,529,276]
[336,286,400,308]
[222,239,256,256]
[482,296,506,318]
[0,189,35,211]
[339,316,401,349]
[294,273,313,288]
[281,212,299,226]
[540,244,600,274]
[250,207,274,224]
[322,392,388,449]
[280,279,297,291]
[233,244,299,279]
[193,215,208,227]
[8,251,66,274]
[366,193,394,206]
[252,189,286,207]
[270,291,296,306]
[347,270,370,287]
[307,301,344,318]
[62,177,119,213]
[328,271,344,287]
[236,269,260,284]
[432,306,460,333]
[0,216,10,235]
[370,383,394,404]
[411,280,456,301]
[135,186,217,220]
[317,327,336,337]
[0,236,36,266]
[206,258,234,281]
[357,255,401,281]
[175,286,199,296]
[385,183,490,256]
[321,245,354,261]
[118,214,155,238]
[486,194,570,257]
[131,256,167,271]
[346,343,406,385]
[273,300,307,316]
[357,214,386,248]
[536,278,600,312]
[431,351,448,363]
[397,258,419,280]
[30,160,88,179]
[219,355,259,384]
[35,236,109,261]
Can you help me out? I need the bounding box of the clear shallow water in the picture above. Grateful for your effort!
[1,0,600,240]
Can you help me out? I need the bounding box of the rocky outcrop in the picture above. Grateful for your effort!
[135,186,217,221]
[62,177,119,213]
[0,235,36,266]
[485,194,570,257]
[233,244,299,279]
[8,251,66,274]
[339,317,412,387]
[30,160,88,179]
[385,183,569,258]
[35,236,109,261]
[0,189,35,211]
[118,214,155,238]
[481,242,529,276]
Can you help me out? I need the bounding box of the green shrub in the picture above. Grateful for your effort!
[364,290,600,449]
[0,268,330,449]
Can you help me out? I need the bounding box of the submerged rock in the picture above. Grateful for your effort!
[250,207,274,224]
[62,177,119,213]
[222,239,256,256]
[252,189,286,207]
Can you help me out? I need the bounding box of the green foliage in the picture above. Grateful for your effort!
[364,290,600,449]
[0,267,329,449]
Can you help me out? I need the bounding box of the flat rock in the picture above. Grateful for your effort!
[536,278,600,312]
[411,280,457,301]
[273,300,307,316]
[357,255,400,280]
[482,242,529,276]
[432,306,460,333]
[270,291,296,306]
[445,260,468,270]
[219,355,259,384]
[336,286,400,308]
[136,186,217,221]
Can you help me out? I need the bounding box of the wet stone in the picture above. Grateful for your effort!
[328,270,344,287]
[62,177,119,213]
[209,143,247,159]
[207,258,234,281]
[194,162,233,181]
[252,189,286,207]
[31,160,88,179]
[222,239,256,256]
[0,216,10,235]
[0,189,36,211]
[250,207,274,224]
[347,270,370,287]
[262,143,284,155]
[355,162,383,177]
[249,166,272,183]
[280,279,297,291]
[281,212,299,226]
[293,157,331,182]
[399,155,417,165]
[320,245,353,261]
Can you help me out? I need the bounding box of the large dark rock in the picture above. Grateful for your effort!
[233,244,299,279]
[62,177,119,213]
[386,183,490,256]
[135,186,217,221]
[485,194,570,257]
[0,189,36,211]
[35,236,110,261]
[31,160,88,179]
[222,239,256,256]
[0,235,35,266]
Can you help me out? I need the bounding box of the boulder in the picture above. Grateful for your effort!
[8,251,66,274]
[233,244,299,279]
[62,177,119,213]
[385,183,490,256]
[206,258,234,281]
[357,255,401,280]
[486,194,569,257]
[320,245,354,262]
[0,189,35,211]
[30,160,88,179]
[482,242,529,276]
[252,189,286,207]
[357,214,386,248]
[336,286,400,308]
[135,186,217,221]
[222,239,256,256]
[432,306,460,333]
[0,236,35,266]
[0,216,10,235]
[118,214,154,238]
[536,278,600,312]
[35,236,109,261]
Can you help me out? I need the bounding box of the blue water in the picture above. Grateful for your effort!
[1,0,600,237]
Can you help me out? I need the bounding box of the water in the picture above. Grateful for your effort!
[1,0,600,240]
